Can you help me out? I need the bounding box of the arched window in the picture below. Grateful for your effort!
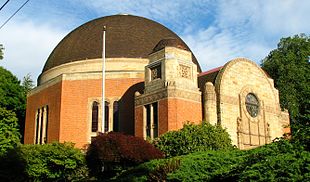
[35,109,40,144]
[104,101,109,132]
[91,101,99,132]
[113,101,119,131]
[245,93,260,118]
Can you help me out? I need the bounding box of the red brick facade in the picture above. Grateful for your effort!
[24,82,62,144]
[24,78,143,148]
[135,98,202,138]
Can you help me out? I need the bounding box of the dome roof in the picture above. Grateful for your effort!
[152,38,189,53]
[43,15,201,73]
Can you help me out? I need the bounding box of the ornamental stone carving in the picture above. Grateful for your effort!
[150,65,161,80]
[178,64,191,79]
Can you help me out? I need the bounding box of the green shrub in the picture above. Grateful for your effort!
[153,122,233,157]
[21,142,88,181]
[147,158,181,181]
[167,150,245,181]
[86,132,164,180]
[167,139,310,181]
[116,138,310,182]
[239,140,310,181]
[0,147,26,181]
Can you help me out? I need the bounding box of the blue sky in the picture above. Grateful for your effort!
[0,0,309,82]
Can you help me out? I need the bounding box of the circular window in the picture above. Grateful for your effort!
[245,93,259,117]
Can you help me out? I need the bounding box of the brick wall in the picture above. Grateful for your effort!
[24,82,62,144]
[165,98,202,131]
[25,77,143,148]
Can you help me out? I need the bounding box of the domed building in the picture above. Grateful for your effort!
[24,15,289,149]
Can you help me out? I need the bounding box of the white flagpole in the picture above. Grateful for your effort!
[102,26,106,133]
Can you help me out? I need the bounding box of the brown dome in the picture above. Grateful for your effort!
[43,14,201,72]
[152,38,189,53]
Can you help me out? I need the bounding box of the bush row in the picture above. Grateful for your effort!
[0,143,89,181]
[115,139,310,181]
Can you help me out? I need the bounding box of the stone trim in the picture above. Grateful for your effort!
[39,58,149,85]
[29,71,143,97]
[28,75,63,97]
[220,95,239,105]
[215,58,278,105]
[239,86,263,122]
[135,88,201,106]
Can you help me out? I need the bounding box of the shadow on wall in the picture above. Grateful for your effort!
[118,82,144,135]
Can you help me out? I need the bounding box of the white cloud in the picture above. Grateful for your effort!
[0,21,66,82]
[183,27,242,70]
[76,0,213,32]
[182,0,310,71]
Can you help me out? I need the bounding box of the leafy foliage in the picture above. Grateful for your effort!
[261,34,310,126]
[147,158,181,181]
[0,66,26,138]
[0,44,3,60]
[0,107,21,156]
[291,124,310,151]
[86,132,164,179]
[116,138,310,182]
[238,140,310,181]
[153,122,233,158]
[21,142,89,181]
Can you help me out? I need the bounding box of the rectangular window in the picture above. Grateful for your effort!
[153,102,158,138]
[105,101,109,132]
[144,102,159,139]
[91,102,99,132]
[113,101,119,132]
[146,105,151,138]
[35,109,40,144]
[39,108,44,144]
[35,106,49,144]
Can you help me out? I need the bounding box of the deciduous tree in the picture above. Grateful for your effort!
[261,34,310,127]
[0,66,26,137]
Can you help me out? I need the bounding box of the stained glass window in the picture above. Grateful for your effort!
[245,93,259,117]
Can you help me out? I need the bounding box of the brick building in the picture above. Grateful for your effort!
[24,15,289,149]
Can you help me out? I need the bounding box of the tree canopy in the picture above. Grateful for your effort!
[0,107,21,156]
[261,34,310,127]
[0,67,26,133]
